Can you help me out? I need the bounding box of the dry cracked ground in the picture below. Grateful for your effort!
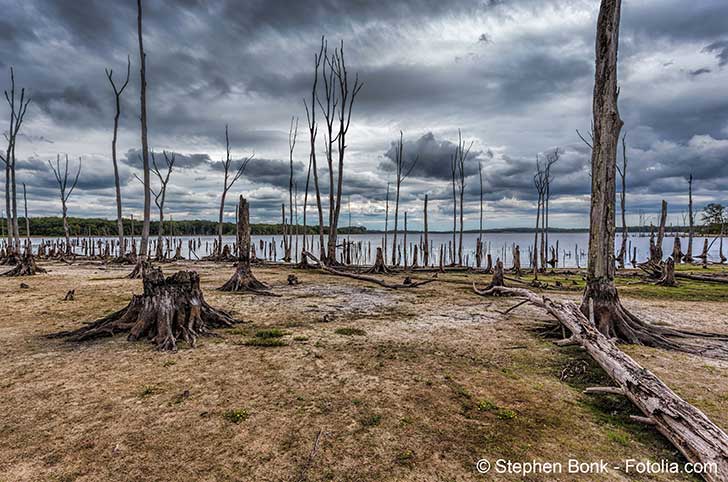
[1,260,727,481]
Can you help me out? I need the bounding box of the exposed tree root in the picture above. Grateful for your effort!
[1,254,46,277]
[303,251,436,289]
[471,284,728,481]
[219,263,277,296]
[52,266,239,351]
[364,247,390,274]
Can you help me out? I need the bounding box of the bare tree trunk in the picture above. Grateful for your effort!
[384,181,390,262]
[423,194,429,267]
[685,174,694,263]
[22,183,29,243]
[616,134,628,268]
[653,200,667,262]
[137,0,151,259]
[106,57,130,256]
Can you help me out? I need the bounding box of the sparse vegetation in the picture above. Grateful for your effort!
[222,408,250,424]
[335,327,366,336]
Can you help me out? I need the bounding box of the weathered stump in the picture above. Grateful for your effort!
[52,266,238,351]
[488,259,505,288]
[365,247,389,274]
[1,254,46,277]
[657,257,678,287]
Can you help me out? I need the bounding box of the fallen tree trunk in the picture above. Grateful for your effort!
[302,251,435,289]
[473,284,728,481]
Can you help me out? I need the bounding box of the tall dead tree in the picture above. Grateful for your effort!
[48,155,81,255]
[285,116,298,262]
[304,38,326,260]
[390,132,417,266]
[318,40,363,265]
[532,158,546,276]
[685,173,694,263]
[453,130,472,266]
[543,149,559,268]
[216,125,253,259]
[423,194,429,267]
[384,181,390,261]
[616,133,628,268]
[105,57,131,256]
[651,200,667,262]
[580,0,728,355]
[137,0,151,259]
[477,159,484,268]
[2,67,31,255]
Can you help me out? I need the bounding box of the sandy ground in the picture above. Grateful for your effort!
[1,260,727,481]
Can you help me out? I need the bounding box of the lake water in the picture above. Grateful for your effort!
[31,231,725,269]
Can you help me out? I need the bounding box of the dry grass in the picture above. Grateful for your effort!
[1,260,726,481]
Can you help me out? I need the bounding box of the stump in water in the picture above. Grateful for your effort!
[511,245,521,276]
[219,196,272,294]
[671,236,683,263]
[365,247,389,274]
[53,266,238,351]
[1,253,46,277]
[657,257,677,287]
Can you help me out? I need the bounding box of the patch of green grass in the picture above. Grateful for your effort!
[360,413,381,427]
[162,359,176,367]
[254,328,287,338]
[496,408,517,420]
[477,399,498,412]
[244,337,287,347]
[222,408,250,424]
[335,327,367,336]
[293,335,309,341]
[138,385,159,398]
[395,450,415,466]
[606,429,630,446]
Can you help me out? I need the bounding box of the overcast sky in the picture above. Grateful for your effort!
[1,0,727,230]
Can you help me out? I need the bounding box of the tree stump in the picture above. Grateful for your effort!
[511,245,521,276]
[52,266,238,351]
[671,236,683,263]
[656,257,677,286]
[488,259,505,288]
[1,253,46,277]
[219,196,272,294]
[365,247,389,274]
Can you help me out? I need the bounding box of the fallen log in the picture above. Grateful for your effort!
[473,284,728,481]
[302,251,436,289]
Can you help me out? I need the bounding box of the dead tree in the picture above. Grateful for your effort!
[105,56,131,257]
[365,246,389,274]
[390,132,417,266]
[53,265,238,351]
[216,125,253,259]
[22,183,29,243]
[304,38,326,261]
[671,235,683,264]
[48,155,82,255]
[140,151,175,260]
[452,130,472,266]
[685,174,694,263]
[423,194,429,267]
[285,116,298,262]
[651,200,668,262]
[477,159,484,268]
[657,256,678,287]
[532,159,546,276]
[581,0,728,354]
[616,133,628,268]
[219,196,272,294]
[318,39,363,265]
[1,246,46,277]
[2,67,31,255]
[137,0,151,260]
[543,149,560,267]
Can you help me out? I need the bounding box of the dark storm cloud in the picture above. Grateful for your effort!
[3,0,728,227]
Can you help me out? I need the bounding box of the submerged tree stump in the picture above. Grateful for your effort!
[53,266,238,351]
[219,196,272,294]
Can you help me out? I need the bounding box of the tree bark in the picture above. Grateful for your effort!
[137,0,151,259]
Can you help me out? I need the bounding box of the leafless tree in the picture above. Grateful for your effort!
[48,155,82,254]
[317,38,363,265]
[452,130,473,266]
[477,158,484,267]
[304,38,325,260]
[216,125,253,258]
[105,56,131,256]
[137,0,151,259]
[616,133,628,268]
[390,132,417,266]
[684,173,694,263]
[383,181,390,260]
[22,183,29,243]
[285,116,298,262]
[543,149,559,267]
[2,67,31,255]
[532,157,546,276]
[136,151,175,259]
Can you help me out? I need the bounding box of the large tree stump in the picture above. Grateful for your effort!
[219,196,272,294]
[53,266,238,351]
[1,253,46,277]
[488,259,505,289]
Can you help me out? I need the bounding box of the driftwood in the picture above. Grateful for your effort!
[473,284,728,481]
[302,251,436,290]
[52,266,238,351]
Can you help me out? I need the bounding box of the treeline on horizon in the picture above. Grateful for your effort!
[1,216,723,238]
